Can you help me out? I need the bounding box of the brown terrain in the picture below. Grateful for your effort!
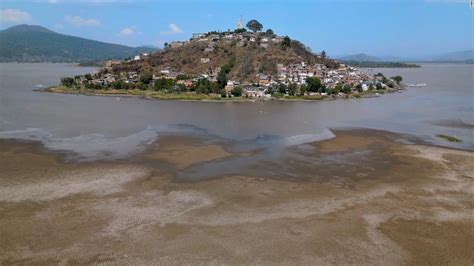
[0,129,472,265]
[111,36,338,83]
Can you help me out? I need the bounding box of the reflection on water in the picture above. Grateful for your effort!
[0,63,472,161]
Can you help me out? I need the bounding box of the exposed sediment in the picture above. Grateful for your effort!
[0,129,472,264]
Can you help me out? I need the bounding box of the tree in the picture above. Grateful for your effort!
[235,28,247,34]
[334,84,343,94]
[306,77,321,92]
[246,19,263,33]
[154,78,175,91]
[278,83,287,94]
[137,82,147,91]
[265,29,274,36]
[299,84,308,96]
[60,77,75,88]
[342,84,352,94]
[287,83,297,96]
[391,76,403,85]
[210,82,221,94]
[231,86,243,97]
[139,72,153,84]
[84,73,93,80]
[321,50,326,60]
[176,74,191,80]
[217,70,227,89]
[282,36,291,48]
[266,86,275,95]
[220,89,227,98]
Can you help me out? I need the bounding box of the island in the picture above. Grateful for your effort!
[45,19,404,101]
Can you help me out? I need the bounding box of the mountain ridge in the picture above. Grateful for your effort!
[0,24,157,63]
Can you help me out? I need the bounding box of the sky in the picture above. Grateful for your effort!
[0,0,472,58]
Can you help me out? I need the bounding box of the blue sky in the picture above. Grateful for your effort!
[0,0,472,57]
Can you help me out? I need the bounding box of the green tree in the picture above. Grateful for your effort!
[176,74,190,80]
[246,19,263,33]
[299,84,308,96]
[342,84,352,94]
[334,84,343,94]
[154,78,175,91]
[220,89,227,98]
[84,73,93,80]
[137,82,147,91]
[321,50,326,60]
[231,86,243,97]
[210,82,221,94]
[278,83,287,94]
[234,28,247,34]
[60,77,75,88]
[287,83,297,96]
[139,72,153,84]
[217,70,227,89]
[391,76,403,85]
[282,36,291,48]
[265,29,274,36]
[266,86,275,95]
[306,77,321,92]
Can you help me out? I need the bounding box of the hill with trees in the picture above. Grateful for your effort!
[110,20,339,83]
[0,24,156,63]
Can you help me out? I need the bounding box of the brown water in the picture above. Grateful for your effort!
[0,63,472,162]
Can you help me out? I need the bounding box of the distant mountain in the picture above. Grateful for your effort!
[429,49,474,62]
[0,24,157,63]
[139,45,160,49]
[339,53,381,62]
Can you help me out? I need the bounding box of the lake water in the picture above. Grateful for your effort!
[0,63,472,161]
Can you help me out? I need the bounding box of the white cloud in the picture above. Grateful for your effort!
[161,23,183,35]
[118,26,137,36]
[65,15,101,27]
[0,9,32,24]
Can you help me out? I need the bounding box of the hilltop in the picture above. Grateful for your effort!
[110,29,339,83]
[0,24,156,63]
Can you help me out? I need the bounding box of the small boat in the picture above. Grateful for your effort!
[407,83,427,87]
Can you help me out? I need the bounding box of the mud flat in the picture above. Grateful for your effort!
[0,129,472,264]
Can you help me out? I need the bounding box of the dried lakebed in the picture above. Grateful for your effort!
[0,129,472,264]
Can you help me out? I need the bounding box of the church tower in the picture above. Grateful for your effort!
[236,17,244,30]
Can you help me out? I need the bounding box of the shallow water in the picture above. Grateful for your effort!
[0,63,472,161]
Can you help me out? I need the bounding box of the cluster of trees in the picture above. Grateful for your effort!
[265,76,392,97]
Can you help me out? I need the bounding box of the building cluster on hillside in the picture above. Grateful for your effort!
[71,19,396,97]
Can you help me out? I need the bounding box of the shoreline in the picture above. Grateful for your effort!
[39,85,402,103]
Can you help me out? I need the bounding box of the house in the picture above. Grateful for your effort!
[260,43,269,48]
[133,55,140,61]
[170,41,184,48]
[160,67,171,74]
[191,33,205,40]
[200,58,210,64]
[224,80,235,93]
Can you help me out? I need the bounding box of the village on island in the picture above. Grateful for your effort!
[50,19,403,101]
